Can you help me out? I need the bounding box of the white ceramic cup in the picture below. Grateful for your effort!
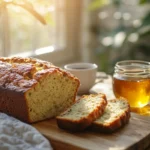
[64,63,98,94]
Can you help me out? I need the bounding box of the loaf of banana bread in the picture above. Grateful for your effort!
[0,57,80,123]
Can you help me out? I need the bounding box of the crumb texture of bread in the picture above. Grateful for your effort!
[92,99,130,133]
[0,57,80,123]
[56,93,107,132]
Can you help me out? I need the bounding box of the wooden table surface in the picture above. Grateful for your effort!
[33,72,150,150]
[33,113,150,150]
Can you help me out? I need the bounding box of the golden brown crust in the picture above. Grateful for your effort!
[0,86,29,122]
[0,57,79,89]
[91,99,130,133]
[56,93,107,132]
[0,57,80,123]
[0,57,53,68]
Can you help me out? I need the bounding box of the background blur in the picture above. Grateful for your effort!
[0,0,149,74]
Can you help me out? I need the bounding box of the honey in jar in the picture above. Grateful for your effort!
[113,60,150,109]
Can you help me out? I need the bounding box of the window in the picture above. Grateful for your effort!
[0,0,82,64]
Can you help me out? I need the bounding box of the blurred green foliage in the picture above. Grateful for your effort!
[89,0,150,73]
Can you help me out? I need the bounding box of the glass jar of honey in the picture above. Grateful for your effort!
[113,60,150,111]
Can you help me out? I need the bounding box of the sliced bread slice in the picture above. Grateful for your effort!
[56,93,107,132]
[91,98,130,133]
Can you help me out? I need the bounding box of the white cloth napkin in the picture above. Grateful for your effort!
[0,113,53,150]
[90,75,115,100]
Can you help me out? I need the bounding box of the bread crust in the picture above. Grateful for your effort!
[0,86,29,122]
[91,99,130,133]
[56,93,107,132]
[0,57,80,123]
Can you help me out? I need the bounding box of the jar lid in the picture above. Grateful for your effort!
[114,60,150,78]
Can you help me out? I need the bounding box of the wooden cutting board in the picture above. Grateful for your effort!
[33,113,150,150]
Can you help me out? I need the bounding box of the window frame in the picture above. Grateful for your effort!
[38,0,82,64]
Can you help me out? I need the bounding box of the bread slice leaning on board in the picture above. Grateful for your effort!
[91,98,130,133]
[56,93,107,132]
